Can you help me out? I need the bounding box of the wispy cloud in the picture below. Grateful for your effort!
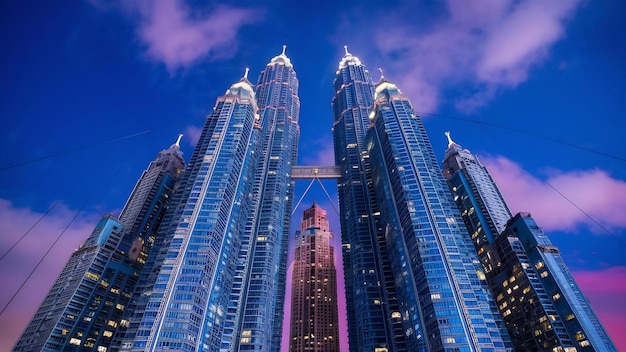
[573,266,626,349]
[185,125,203,147]
[370,0,581,112]
[482,156,626,232]
[299,136,335,166]
[91,0,262,71]
[0,199,99,351]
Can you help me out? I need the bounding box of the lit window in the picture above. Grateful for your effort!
[541,271,549,278]
[69,338,81,346]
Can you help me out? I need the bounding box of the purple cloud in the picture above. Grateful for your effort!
[573,266,626,351]
[0,199,99,351]
[185,125,203,147]
[371,0,581,112]
[482,156,626,232]
[299,136,336,166]
[91,0,262,71]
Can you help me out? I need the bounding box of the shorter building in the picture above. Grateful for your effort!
[12,214,139,352]
[289,202,340,352]
[13,138,185,352]
[491,213,617,352]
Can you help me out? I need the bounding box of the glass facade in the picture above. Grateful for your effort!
[495,213,617,351]
[119,48,299,352]
[442,136,616,351]
[236,48,300,352]
[13,140,184,352]
[366,77,506,351]
[121,75,261,352]
[332,49,406,352]
[12,215,137,352]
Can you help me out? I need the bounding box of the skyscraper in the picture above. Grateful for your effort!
[239,46,300,351]
[289,202,340,352]
[442,134,616,351]
[12,139,185,352]
[332,48,407,351]
[365,73,508,351]
[120,72,261,352]
[120,47,300,352]
[118,134,185,249]
[491,213,617,351]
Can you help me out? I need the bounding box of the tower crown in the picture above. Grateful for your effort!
[338,45,363,70]
[269,45,293,68]
[374,72,402,99]
[443,131,466,158]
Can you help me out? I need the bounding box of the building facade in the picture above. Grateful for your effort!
[442,135,616,351]
[119,73,262,352]
[239,46,300,351]
[12,139,185,352]
[365,75,508,351]
[289,203,340,352]
[119,48,300,352]
[492,213,617,351]
[332,48,407,351]
[13,215,132,352]
[289,203,339,352]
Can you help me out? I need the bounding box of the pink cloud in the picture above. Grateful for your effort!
[478,0,579,85]
[299,137,336,166]
[0,199,100,352]
[482,156,626,232]
[573,266,626,351]
[372,0,582,112]
[92,0,262,71]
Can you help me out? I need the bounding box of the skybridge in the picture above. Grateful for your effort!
[290,165,341,215]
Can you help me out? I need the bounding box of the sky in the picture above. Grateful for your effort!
[0,0,625,351]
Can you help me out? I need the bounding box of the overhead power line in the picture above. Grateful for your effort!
[0,168,118,318]
[419,112,626,162]
[0,201,60,262]
[0,129,153,172]
[439,113,624,245]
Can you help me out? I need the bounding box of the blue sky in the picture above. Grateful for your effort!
[1,0,625,350]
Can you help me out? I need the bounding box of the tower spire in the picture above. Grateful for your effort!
[175,134,183,148]
[445,131,455,148]
[344,45,350,56]
[244,67,249,79]
[282,45,287,56]
[378,67,385,81]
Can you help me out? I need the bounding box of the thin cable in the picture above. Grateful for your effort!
[0,201,60,262]
[0,130,152,171]
[292,178,316,215]
[419,111,626,162]
[0,168,118,317]
[544,181,624,246]
[316,178,340,217]
[469,119,624,245]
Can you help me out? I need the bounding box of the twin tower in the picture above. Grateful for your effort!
[13,46,615,352]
